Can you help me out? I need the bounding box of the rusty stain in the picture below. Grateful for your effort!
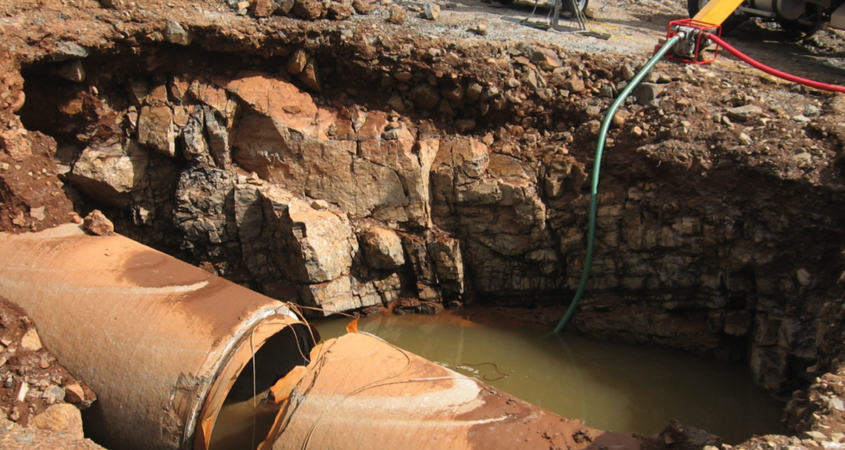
[0,224,310,450]
[256,333,647,450]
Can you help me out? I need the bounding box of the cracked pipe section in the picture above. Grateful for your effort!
[261,332,653,450]
[0,224,314,450]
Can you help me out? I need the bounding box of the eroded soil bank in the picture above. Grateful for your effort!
[1,0,845,448]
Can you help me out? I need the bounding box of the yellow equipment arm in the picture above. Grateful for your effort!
[692,0,745,26]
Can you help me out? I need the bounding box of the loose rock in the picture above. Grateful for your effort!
[83,210,115,236]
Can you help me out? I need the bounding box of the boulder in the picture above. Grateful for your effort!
[188,82,239,127]
[32,404,84,440]
[138,106,176,157]
[0,129,32,160]
[297,58,321,92]
[232,112,407,218]
[56,59,85,82]
[253,0,277,17]
[163,21,192,45]
[292,0,324,19]
[352,0,372,14]
[68,140,149,207]
[328,2,354,20]
[260,185,358,284]
[83,210,114,236]
[387,5,407,24]
[218,73,318,132]
[204,106,231,168]
[362,228,406,269]
[408,83,440,109]
[286,49,309,75]
[173,167,236,246]
[181,108,213,166]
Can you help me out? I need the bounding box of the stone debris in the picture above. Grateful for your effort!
[0,129,32,161]
[163,20,192,45]
[55,59,85,83]
[1,414,105,450]
[82,210,114,236]
[0,297,97,430]
[362,227,406,269]
[468,23,488,35]
[51,42,89,61]
[387,5,407,24]
[20,328,42,351]
[423,3,440,20]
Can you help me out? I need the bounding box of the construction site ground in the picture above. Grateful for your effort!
[1,0,845,448]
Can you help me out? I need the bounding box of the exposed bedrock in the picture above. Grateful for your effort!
[11,36,845,397]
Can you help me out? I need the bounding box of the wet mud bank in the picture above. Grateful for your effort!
[2,0,845,447]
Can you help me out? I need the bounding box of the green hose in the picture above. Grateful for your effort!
[551,35,682,334]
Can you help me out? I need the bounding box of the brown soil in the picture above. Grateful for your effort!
[1,0,845,448]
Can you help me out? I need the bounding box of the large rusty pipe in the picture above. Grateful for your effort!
[263,332,648,450]
[0,224,314,450]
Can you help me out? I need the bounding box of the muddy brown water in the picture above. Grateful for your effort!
[314,310,785,445]
[211,309,785,448]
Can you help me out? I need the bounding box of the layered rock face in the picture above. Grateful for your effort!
[27,44,843,397]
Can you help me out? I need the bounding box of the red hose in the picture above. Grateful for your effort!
[703,32,845,94]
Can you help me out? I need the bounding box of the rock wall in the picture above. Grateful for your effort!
[9,29,845,397]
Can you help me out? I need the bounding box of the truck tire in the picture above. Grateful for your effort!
[778,19,825,38]
[492,0,589,13]
[687,0,748,33]
[565,0,589,13]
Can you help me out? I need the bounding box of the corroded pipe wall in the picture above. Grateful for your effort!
[263,332,654,450]
[0,224,312,450]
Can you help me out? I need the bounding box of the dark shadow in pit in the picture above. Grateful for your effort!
[208,323,316,450]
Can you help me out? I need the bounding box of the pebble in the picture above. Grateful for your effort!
[424,3,440,20]
[726,104,763,122]
[633,82,661,106]
[803,431,828,442]
[64,383,86,404]
[30,206,46,222]
[42,385,65,404]
[620,64,636,81]
[468,24,488,35]
[739,132,753,146]
[32,404,84,440]
[20,328,43,351]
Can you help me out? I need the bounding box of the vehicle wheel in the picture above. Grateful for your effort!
[687,0,748,33]
[778,19,825,38]
[563,0,589,14]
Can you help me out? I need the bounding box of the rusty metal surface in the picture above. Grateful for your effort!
[0,224,304,450]
[263,332,648,450]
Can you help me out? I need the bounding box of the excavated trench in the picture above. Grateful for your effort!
[9,22,845,447]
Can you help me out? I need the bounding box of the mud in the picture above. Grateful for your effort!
[1,0,845,448]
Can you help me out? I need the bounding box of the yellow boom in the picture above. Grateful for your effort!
[692,0,746,25]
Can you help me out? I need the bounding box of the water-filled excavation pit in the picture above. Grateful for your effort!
[315,312,785,445]
[2,4,845,449]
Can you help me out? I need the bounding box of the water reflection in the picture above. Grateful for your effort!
[314,310,784,444]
